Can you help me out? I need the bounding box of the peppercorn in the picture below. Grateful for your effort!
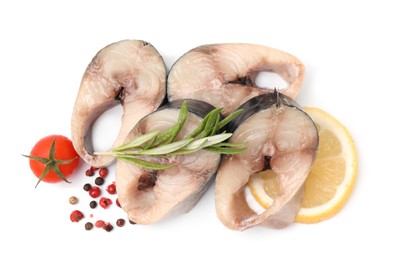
[69,196,78,205]
[116,219,125,227]
[106,182,117,195]
[95,220,105,228]
[115,198,121,208]
[99,197,112,209]
[83,183,92,191]
[89,200,97,209]
[89,186,101,198]
[70,210,84,222]
[85,169,95,177]
[95,177,104,186]
[99,167,108,178]
[85,222,93,230]
[104,223,113,232]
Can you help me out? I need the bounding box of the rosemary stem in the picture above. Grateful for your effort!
[93,151,114,156]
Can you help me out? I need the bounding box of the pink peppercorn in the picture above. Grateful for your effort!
[70,210,84,222]
[95,220,105,228]
[99,197,112,209]
[106,182,116,195]
[99,168,108,178]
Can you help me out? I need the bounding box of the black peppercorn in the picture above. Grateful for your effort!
[104,223,113,232]
[89,200,97,209]
[95,177,104,186]
[85,222,93,230]
[83,183,91,191]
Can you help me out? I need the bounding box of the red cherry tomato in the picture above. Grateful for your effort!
[26,135,80,185]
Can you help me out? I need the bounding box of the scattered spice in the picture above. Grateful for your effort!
[95,177,104,186]
[69,196,78,205]
[99,197,112,209]
[90,166,99,172]
[99,168,108,178]
[104,223,113,232]
[85,222,93,230]
[89,200,97,209]
[116,218,125,227]
[83,183,92,191]
[89,186,101,198]
[70,210,84,222]
[116,198,121,208]
[106,182,117,195]
[69,166,128,232]
[95,220,105,228]
[85,169,95,177]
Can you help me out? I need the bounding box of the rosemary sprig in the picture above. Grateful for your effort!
[101,101,246,170]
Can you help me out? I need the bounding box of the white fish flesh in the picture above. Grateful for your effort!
[71,40,166,167]
[116,100,221,224]
[215,92,318,230]
[167,43,304,116]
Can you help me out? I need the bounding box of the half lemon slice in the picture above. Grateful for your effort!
[248,107,358,224]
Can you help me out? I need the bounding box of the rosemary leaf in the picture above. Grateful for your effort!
[118,155,174,170]
[201,107,223,137]
[207,142,246,147]
[203,145,247,154]
[185,133,232,150]
[168,140,208,155]
[113,130,159,152]
[170,133,233,155]
[217,109,244,131]
[187,109,210,138]
[152,101,188,146]
[210,111,221,136]
[138,138,193,155]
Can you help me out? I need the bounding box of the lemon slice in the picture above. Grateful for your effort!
[248,107,358,224]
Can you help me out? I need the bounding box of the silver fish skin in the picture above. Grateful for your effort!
[168,43,304,116]
[71,40,166,167]
[215,92,318,230]
[116,100,221,224]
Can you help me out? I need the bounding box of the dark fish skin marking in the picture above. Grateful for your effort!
[195,45,219,56]
[226,92,299,133]
[264,156,272,170]
[160,99,217,119]
[227,75,253,86]
[115,87,125,102]
[137,171,158,191]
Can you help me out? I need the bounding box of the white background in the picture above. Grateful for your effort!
[1,0,400,259]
